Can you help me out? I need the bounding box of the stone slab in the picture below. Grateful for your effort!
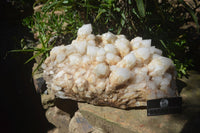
[69,111,93,133]
[79,71,200,133]
[69,111,104,133]
[179,71,200,106]
[46,106,71,133]
[79,103,188,133]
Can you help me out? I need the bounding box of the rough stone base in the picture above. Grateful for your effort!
[78,103,186,133]
[69,111,104,133]
[46,106,71,133]
[77,71,200,133]
[34,70,200,133]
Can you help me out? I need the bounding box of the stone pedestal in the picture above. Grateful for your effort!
[46,106,71,133]
[78,103,186,133]
[77,71,200,133]
[33,66,200,133]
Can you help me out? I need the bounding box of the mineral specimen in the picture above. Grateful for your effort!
[42,24,178,109]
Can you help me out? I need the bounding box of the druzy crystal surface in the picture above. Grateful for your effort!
[42,24,177,109]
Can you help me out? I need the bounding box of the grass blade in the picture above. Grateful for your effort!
[32,57,45,75]
[9,47,44,52]
[178,0,199,32]
[94,9,106,22]
[9,49,35,52]
[24,51,41,64]
[135,0,146,17]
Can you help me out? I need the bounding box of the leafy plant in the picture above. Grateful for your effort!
[82,0,199,77]
[17,0,199,77]
[12,0,84,74]
[10,33,55,74]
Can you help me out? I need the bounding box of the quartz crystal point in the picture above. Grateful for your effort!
[42,24,178,109]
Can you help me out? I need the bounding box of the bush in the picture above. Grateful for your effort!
[19,0,199,77]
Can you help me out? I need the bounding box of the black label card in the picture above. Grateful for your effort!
[147,97,182,116]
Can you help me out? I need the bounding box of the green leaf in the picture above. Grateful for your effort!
[121,12,126,19]
[38,32,46,48]
[135,0,145,17]
[94,9,107,22]
[42,0,60,13]
[20,38,25,48]
[107,0,115,5]
[132,8,140,18]
[24,51,42,64]
[44,35,52,48]
[178,0,199,32]
[9,49,36,52]
[128,0,132,4]
[160,40,167,49]
[114,7,120,12]
[62,0,69,4]
[32,57,45,75]
[117,27,122,34]
[121,19,125,27]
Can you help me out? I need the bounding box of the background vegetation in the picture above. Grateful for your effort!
[12,0,200,77]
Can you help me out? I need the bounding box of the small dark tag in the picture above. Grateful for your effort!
[147,97,182,116]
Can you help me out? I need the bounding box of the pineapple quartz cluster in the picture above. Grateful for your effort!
[42,24,177,109]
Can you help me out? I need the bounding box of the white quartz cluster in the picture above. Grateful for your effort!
[42,24,177,109]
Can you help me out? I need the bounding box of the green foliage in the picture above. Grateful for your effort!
[14,0,84,74]
[10,33,55,74]
[135,0,146,17]
[19,0,199,77]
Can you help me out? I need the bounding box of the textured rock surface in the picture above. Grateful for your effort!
[32,63,46,93]
[78,102,192,133]
[69,111,104,133]
[46,106,71,133]
[43,24,178,109]
[179,71,200,106]
[40,71,199,133]
[78,71,200,133]
[41,90,55,109]
[47,128,60,133]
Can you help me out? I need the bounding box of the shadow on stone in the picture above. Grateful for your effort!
[172,72,200,133]
[126,106,146,110]
[176,79,187,95]
[33,77,46,93]
[181,113,200,133]
[180,104,200,133]
[54,98,78,118]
